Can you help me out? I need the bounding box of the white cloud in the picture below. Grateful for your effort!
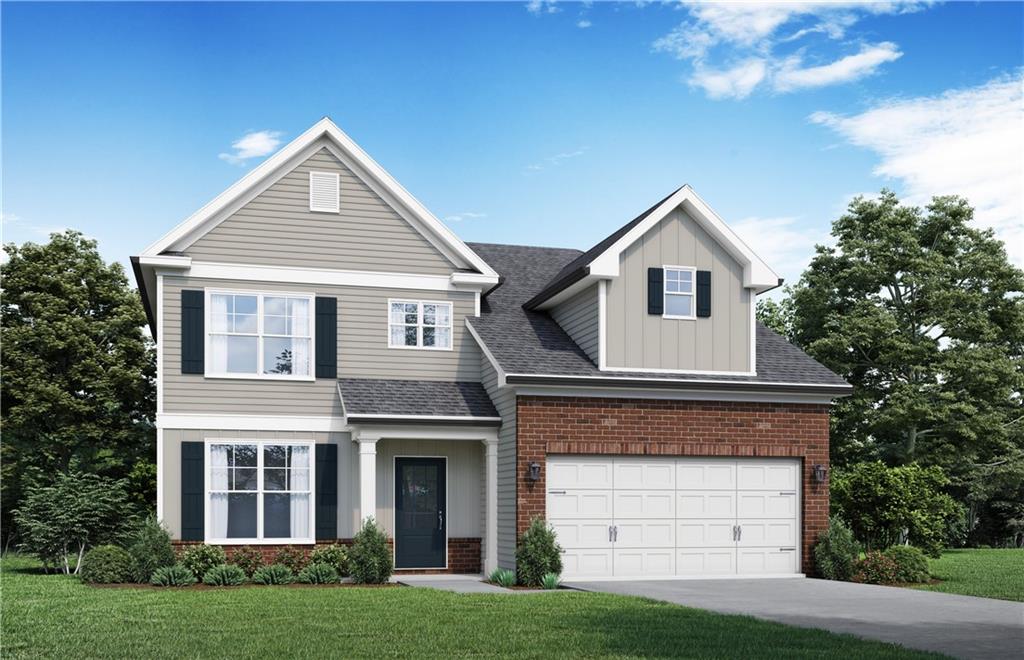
[443,212,487,223]
[811,73,1024,266]
[526,0,559,15]
[1,211,68,238]
[654,2,927,99]
[577,19,592,29]
[218,130,283,165]
[525,148,587,172]
[732,215,827,285]
[774,42,902,91]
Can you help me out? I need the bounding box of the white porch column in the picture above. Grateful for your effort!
[357,433,379,524]
[483,436,499,575]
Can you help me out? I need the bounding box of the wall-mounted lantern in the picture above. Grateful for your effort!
[813,464,828,484]
[527,462,541,482]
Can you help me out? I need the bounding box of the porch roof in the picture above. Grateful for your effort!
[337,378,500,425]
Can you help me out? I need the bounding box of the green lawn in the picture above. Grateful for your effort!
[915,548,1024,602]
[0,556,940,659]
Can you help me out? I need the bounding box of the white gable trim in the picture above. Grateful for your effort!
[589,184,778,291]
[141,118,498,281]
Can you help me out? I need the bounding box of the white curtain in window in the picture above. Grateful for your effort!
[291,445,310,538]
[290,299,311,376]
[209,445,230,539]
[209,293,230,373]
[290,494,310,539]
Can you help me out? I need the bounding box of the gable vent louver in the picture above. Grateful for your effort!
[309,171,340,212]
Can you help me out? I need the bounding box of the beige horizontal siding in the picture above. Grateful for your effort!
[550,284,599,364]
[185,148,456,275]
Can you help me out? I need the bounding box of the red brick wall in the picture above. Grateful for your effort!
[516,396,830,575]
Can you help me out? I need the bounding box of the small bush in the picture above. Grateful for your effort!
[516,517,563,587]
[298,562,339,584]
[884,545,930,583]
[179,544,227,580]
[252,563,294,585]
[273,546,308,574]
[229,546,265,577]
[490,568,517,588]
[151,564,197,587]
[202,564,247,586]
[541,572,561,590]
[349,518,393,584]
[814,516,861,581]
[851,551,899,585]
[126,516,176,583]
[80,545,134,584]
[310,544,348,576]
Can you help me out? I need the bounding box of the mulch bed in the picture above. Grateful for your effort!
[87,581,403,590]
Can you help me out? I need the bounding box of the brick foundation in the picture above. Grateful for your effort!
[516,396,830,576]
[172,537,482,575]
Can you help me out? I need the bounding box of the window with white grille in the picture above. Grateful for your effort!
[309,171,340,212]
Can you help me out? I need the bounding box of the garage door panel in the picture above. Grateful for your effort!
[614,459,675,490]
[561,550,613,578]
[548,457,613,490]
[615,520,674,548]
[614,549,675,577]
[737,519,797,546]
[677,521,735,547]
[677,460,736,490]
[550,520,612,549]
[614,491,675,518]
[736,462,798,491]
[736,492,796,518]
[548,490,613,518]
[677,549,736,575]
[677,492,736,518]
[738,548,798,575]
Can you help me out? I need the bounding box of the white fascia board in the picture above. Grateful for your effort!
[464,319,508,387]
[139,255,192,269]
[157,413,349,432]
[512,385,837,405]
[352,424,498,442]
[588,185,779,292]
[532,273,601,311]
[347,414,502,423]
[141,117,498,280]
[451,271,500,288]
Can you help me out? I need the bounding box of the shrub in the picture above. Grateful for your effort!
[229,546,265,577]
[541,572,561,590]
[490,568,517,588]
[349,518,393,584]
[151,564,197,587]
[298,562,339,584]
[851,551,899,585]
[202,564,247,586]
[80,544,134,584]
[273,546,308,574]
[516,517,563,587]
[252,564,294,585]
[126,516,176,583]
[884,545,930,584]
[814,516,861,581]
[179,544,227,580]
[310,544,348,576]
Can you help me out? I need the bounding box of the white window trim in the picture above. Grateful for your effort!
[386,299,454,351]
[204,289,316,381]
[308,170,340,213]
[204,438,316,546]
[662,265,696,321]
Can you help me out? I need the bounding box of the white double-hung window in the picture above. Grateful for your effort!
[663,266,696,319]
[207,291,314,379]
[388,300,452,350]
[206,440,314,544]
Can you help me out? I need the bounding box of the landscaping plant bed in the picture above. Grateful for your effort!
[87,581,403,590]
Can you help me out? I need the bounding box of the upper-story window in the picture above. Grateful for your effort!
[663,266,696,319]
[207,291,314,379]
[388,300,452,350]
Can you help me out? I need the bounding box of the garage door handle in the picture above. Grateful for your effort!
[779,491,796,496]
[548,490,566,495]
[779,547,796,552]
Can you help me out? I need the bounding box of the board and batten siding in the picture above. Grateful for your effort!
[605,206,752,372]
[185,147,456,275]
[550,284,599,364]
[162,277,480,415]
[480,352,517,570]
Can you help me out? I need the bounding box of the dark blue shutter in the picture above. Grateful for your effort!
[315,297,337,379]
[647,267,664,315]
[181,442,204,541]
[696,270,712,318]
[315,444,338,540]
[180,290,205,374]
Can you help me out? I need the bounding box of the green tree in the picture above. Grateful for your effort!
[1,231,156,545]
[785,191,1024,544]
[756,296,794,338]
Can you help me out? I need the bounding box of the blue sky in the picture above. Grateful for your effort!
[3,2,1022,288]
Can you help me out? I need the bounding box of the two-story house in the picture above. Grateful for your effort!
[133,118,850,580]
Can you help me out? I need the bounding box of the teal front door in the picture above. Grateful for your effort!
[395,457,446,569]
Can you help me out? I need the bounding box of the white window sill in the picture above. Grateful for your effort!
[386,344,454,352]
[662,314,696,321]
[202,373,316,382]
[205,538,316,546]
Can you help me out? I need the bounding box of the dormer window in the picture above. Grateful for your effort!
[309,171,340,212]
[663,266,695,319]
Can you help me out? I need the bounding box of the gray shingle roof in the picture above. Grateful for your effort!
[338,378,499,418]
[467,242,850,391]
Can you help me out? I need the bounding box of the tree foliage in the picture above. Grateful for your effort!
[1,231,156,544]
[778,191,1024,546]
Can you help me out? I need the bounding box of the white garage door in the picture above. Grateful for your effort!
[547,456,800,579]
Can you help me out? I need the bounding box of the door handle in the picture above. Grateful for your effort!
[438,510,444,531]
[608,525,613,543]
[732,525,738,541]
[736,525,742,542]
[548,490,566,495]
[779,491,796,496]
[613,525,618,542]
[779,547,796,552]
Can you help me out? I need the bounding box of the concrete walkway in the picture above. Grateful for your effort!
[565,578,1023,660]
[397,574,511,593]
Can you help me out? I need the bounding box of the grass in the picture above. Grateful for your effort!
[0,555,941,659]
[915,548,1024,602]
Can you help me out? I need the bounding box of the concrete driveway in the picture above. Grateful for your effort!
[565,578,1023,659]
